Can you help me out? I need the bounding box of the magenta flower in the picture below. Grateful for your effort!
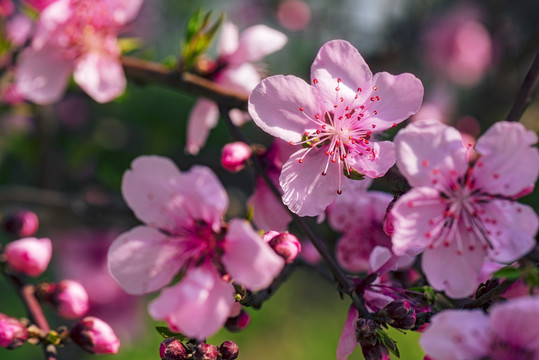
[70,316,120,354]
[0,314,28,349]
[5,237,52,277]
[420,296,539,360]
[15,0,144,104]
[391,120,539,298]
[51,280,90,319]
[186,22,287,155]
[248,40,424,216]
[107,156,284,339]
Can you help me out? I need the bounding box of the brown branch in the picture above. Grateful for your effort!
[121,57,248,110]
[461,279,516,309]
[506,50,539,122]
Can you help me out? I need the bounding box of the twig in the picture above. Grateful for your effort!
[506,50,539,122]
[461,279,516,309]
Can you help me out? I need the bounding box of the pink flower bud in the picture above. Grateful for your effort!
[263,231,301,263]
[5,237,52,277]
[160,338,188,360]
[70,317,120,354]
[51,280,90,319]
[221,142,251,172]
[0,314,28,349]
[219,341,239,360]
[196,343,218,360]
[225,309,250,332]
[3,211,39,237]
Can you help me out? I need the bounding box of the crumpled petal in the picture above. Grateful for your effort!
[108,226,184,295]
[185,98,219,155]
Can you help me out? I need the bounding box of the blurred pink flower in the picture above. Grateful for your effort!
[221,141,252,172]
[6,14,34,46]
[108,156,284,339]
[5,237,52,277]
[0,0,14,17]
[422,6,493,87]
[249,40,424,216]
[0,314,28,349]
[186,22,287,155]
[51,280,90,319]
[420,296,539,360]
[391,120,539,298]
[15,0,144,104]
[70,316,120,354]
[22,0,58,12]
[277,0,311,31]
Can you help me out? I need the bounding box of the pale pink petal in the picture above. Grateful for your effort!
[185,98,219,155]
[227,25,287,65]
[32,0,72,48]
[483,200,537,263]
[15,45,72,104]
[248,178,292,232]
[368,246,396,274]
[489,296,539,353]
[248,75,323,142]
[73,52,126,103]
[420,309,490,360]
[349,141,395,178]
[148,265,235,340]
[222,219,284,290]
[280,147,340,216]
[216,63,261,94]
[391,187,447,256]
[217,22,239,57]
[228,109,250,126]
[106,0,144,25]
[310,40,373,108]
[121,155,191,232]
[7,15,33,46]
[422,240,487,298]
[395,120,468,188]
[326,178,374,231]
[368,72,424,131]
[336,306,358,360]
[473,121,539,197]
[336,232,374,273]
[107,226,184,295]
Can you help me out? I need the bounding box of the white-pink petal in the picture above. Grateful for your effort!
[226,25,287,65]
[185,98,219,155]
[217,22,239,57]
[349,140,396,178]
[216,63,261,95]
[222,219,284,291]
[248,178,292,232]
[106,0,144,25]
[107,226,184,295]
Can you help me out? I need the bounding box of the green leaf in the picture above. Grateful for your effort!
[155,326,186,341]
[118,37,143,54]
[492,267,522,280]
[378,329,400,358]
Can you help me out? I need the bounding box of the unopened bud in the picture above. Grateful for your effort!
[362,344,389,360]
[195,343,218,360]
[160,338,188,360]
[263,231,301,263]
[0,314,28,349]
[356,318,378,346]
[391,312,416,330]
[225,309,250,332]
[382,300,412,320]
[2,211,39,237]
[70,317,120,354]
[219,340,239,360]
[221,142,251,172]
[50,280,90,319]
[5,237,52,277]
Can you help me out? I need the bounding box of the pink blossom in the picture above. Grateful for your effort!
[70,316,120,354]
[185,22,287,155]
[15,0,144,104]
[0,314,28,349]
[5,237,52,277]
[221,141,252,172]
[51,280,90,319]
[108,156,284,339]
[420,296,539,360]
[391,120,539,298]
[277,0,311,31]
[249,40,424,216]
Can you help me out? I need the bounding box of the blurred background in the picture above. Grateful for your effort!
[1,0,538,358]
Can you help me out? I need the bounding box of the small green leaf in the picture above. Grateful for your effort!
[378,329,400,358]
[344,168,365,180]
[155,326,186,341]
[118,37,142,54]
[493,267,522,280]
[246,205,254,222]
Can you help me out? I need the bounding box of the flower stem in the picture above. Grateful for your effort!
[506,50,539,122]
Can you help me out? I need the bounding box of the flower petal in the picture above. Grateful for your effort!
[311,40,373,108]
[15,45,71,104]
[106,0,144,25]
[222,219,284,290]
[227,25,287,65]
[216,63,261,95]
[349,140,396,178]
[217,22,239,57]
[395,120,468,188]
[473,121,539,197]
[336,306,358,360]
[73,52,126,103]
[248,177,292,232]
[279,147,340,216]
[368,72,424,130]
[148,265,235,340]
[107,226,184,295]
[185,98,219,155]
[249,75,323,142]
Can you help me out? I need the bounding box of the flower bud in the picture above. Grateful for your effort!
[382,300,412,320]
[51,280,90,319]
[160,338,188,360]
[2,211,39,237]
[391,312,416,330]
[362,344,389,360]
[263,231,301,263]
[225,309,250,332]
[5,237,52,277]
[195,343,218,360]
[0,314,28,349]
[219,340,239,360]
[70,317,120,354]
[221,142,251,172]
[356,318,378,346]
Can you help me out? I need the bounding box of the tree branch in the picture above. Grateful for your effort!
[506,50,539,122]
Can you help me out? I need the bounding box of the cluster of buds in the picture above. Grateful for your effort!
[355,318,389,360]
[375,299,417,330]
[262,231,301,263]
[159,338,239,360]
